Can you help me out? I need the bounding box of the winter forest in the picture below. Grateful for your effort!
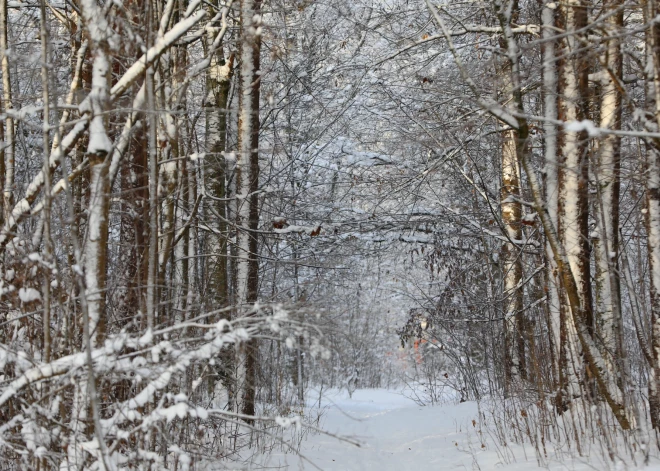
[10,0,660,469]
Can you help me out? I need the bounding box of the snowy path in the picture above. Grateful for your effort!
[260,389,660,471]
[292,390,486,471]
[262,390,516,470]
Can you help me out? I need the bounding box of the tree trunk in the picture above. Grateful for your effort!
[641,0,660,430]
[205,0,234,400]
[541,0,561,391]
[236,0,262,418]
[495,0,525,392]
[206,43,233,310]
[39,0,52,362]
[501,128,525,389]
[81,29,113,347]
[491,0,632,430]
[556,0,592,403]
[593,0,624,382]
[0,0,13,224]
[146,66,158,331]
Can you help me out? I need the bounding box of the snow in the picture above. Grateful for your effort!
[86,54,113,156]
[18,287,41,303]
[275,224,322,235]
[262,389,660,470]
[110,10,207,99]
[184,0,202,18]
[78,0,113,48]
[565,119,602,137]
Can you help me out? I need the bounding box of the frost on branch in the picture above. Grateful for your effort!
[0,305,326,470]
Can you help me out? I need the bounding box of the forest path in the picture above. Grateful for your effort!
[263,389,523,470]
[262,389,660,471]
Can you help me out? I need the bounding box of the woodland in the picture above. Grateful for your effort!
[2,0,660,469]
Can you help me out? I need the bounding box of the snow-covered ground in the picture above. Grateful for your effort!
[257,389,660,471]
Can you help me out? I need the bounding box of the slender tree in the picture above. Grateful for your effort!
[236,0,262,417]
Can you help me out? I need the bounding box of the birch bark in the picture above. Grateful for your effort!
[206,44,233,310]
[39,0,52,362]
[72,1,115,467]
[494,0,525,391]
[641,0,660,429]
[0,0,13,224]
[480,0,632,429]
[205,0,234,400]
[541,0,561,387]
[556,0,592,403]
[78,0,114,346]
[235,0,262,417]
[593,0,623,378]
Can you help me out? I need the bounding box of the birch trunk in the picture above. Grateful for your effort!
[501,128,525,388]
[187,159,197,319]
[0,0,13,224]
[173,30,189,322]
[594,0,623,378]
[495,1,525,390]
[206,41,233,310]
[556,0,592,404]
[157,83,178,321]
[490,0,632,429]
[39,0,52,362]
[146,63,158,331]
[205,1,234,399]
[642,0,660,429]
[79,1,113,346]
[519,127,633,430]
[72,1,115,466]
[647,140,660,430]
[235,0,262,418]
[541,0,561,388]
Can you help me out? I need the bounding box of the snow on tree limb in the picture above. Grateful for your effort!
[0,5,208,255]
[110,10,207,100]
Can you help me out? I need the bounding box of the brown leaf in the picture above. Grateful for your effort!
[272,218,287,229]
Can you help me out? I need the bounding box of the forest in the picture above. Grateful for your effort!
[3,0,660,469]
